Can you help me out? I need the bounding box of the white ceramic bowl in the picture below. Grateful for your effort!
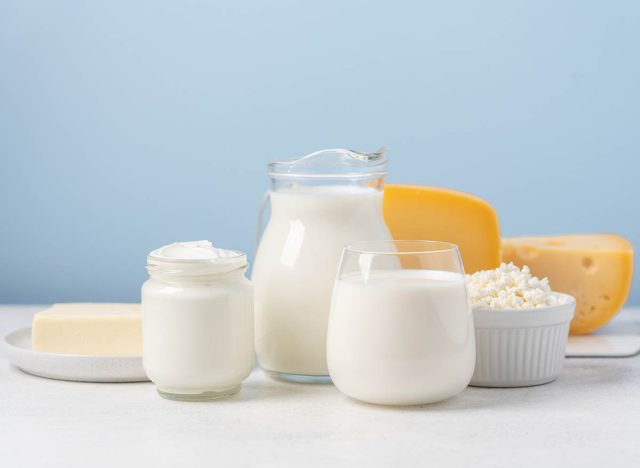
[471,293,576,388]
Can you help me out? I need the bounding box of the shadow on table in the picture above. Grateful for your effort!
[339,357,638,412]
[342,390,502,412]
[240,372,337,402]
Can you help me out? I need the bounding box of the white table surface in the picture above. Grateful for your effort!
[1,305,639,467]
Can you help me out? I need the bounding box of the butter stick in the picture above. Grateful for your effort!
[32,303,142,356]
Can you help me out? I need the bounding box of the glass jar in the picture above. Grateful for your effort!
[142,241,254,401]
[252,149,392,382]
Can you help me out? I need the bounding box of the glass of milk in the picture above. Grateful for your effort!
[327,240,476,406]
[252,149,392,382]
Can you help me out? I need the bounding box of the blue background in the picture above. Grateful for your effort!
[1,1,638,304]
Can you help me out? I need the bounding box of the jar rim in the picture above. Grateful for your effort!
[147,248,246,264]
[146,250,248,278]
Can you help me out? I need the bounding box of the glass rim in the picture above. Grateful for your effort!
[344,240,460,255]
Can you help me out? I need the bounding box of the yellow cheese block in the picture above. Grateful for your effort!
[502,234,634,334]
[383,184,501,273]
[32,303,142,355]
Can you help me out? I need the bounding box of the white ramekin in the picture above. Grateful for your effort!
[471,293,576,388]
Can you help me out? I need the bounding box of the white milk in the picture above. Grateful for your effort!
[253,186,392,377]
[327,269,475,405]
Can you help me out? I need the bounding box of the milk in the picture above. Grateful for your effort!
[252,186,392,377]
[327,269,475,405]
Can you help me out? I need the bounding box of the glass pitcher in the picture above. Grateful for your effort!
[252,148,392,382]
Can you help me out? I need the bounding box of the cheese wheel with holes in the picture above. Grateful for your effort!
[501,234,634,334]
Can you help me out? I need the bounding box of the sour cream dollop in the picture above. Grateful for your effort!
[147,241,246,275]
[150,240,238,261]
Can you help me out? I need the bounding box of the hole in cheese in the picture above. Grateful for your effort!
[581,256,596,272]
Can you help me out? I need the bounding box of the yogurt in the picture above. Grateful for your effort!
[152,240,239,261]
[142,241,254,400]
[327,269,475,405]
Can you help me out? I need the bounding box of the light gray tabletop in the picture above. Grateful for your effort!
[1,305,639,467]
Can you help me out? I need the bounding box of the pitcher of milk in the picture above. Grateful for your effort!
[252,148,392,382]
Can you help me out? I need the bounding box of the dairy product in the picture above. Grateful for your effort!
[502,234,634,334]
[32,303,141,355]
[142,241,254,400]
[151,240,237,260]
[466,263,565,310]
[253,186,392,377]
[327,270,475,405]
[383,184,501,273]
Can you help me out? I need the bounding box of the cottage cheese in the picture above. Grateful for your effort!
[465,263,562,310]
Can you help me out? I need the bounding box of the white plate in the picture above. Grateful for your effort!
[565,307,640,357]
[3,327,149,383]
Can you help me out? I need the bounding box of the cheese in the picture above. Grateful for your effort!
[466,263,564,310]
[383,184,501,273]
[32,303,142,355]
[501,234,634,334]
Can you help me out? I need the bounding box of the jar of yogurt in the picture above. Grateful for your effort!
[252,149,392,382]
[142,241,254,401]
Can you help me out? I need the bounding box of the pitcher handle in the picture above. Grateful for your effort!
[256,191,270,252]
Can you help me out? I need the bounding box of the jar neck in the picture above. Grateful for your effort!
[146,253,248,286]
[148,267,247,286]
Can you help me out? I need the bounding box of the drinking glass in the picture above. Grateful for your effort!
[327,240,475,406]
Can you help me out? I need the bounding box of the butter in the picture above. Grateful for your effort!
[32,303,142,356]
